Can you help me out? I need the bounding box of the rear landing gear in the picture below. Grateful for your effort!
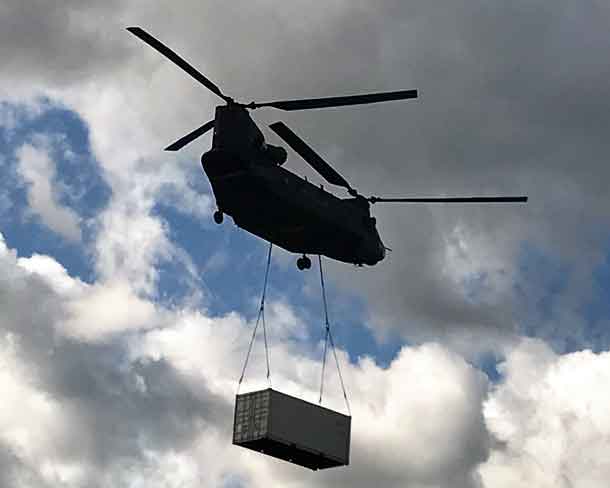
[296,255,311,271]
[213,210,223,224]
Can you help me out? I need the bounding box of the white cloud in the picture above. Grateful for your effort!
[4,224,610,487]
[16,139,82,242]
[479,339,610,487]
[0,233,492,487]
[93,198,172,293]
[0,338,87,486]
[18,253,81,293]
[62,281,160,341]
[17,250,161,343]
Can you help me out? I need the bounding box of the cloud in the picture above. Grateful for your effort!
[0,441,49,488]
[6,233,610,488]
[3,219,610,487]
[15,137,82,241]
[479,338,610,487]
[0,234,230,486]
[325,344,490,488]
[0,233,494,487]
[0,0,132,91]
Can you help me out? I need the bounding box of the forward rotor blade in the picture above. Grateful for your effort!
[269,122,353,191]
[368,196,528,203]
[127,27,228,102]
[256,89,418,111]
[165,120,215,151]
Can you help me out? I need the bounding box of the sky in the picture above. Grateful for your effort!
[1,1,610,487]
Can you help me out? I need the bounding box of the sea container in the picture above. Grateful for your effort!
[233,388,351,470]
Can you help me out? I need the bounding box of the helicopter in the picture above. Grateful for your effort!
[127,27,527,271]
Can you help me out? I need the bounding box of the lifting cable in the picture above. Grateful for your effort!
[236,244,351,416]
[237,242,273,394]
[318,255,351,416]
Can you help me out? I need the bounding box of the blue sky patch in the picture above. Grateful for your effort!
[514,240,610,354]
[0,100,111,283]
[581,246,610,352]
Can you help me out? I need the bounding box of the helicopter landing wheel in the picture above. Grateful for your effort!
[213,210,224,224]
[296,255,311,271]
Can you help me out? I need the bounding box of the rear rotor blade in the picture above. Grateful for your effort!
[269,122,354,191]
[368,196,528,203]
[255,89,418,111]
[165,120,215,151]
[127,27,229,102]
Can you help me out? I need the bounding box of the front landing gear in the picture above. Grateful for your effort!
[213,210,224,224]
[296,255,311,271]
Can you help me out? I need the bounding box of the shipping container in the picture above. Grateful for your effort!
[233,388,351,470]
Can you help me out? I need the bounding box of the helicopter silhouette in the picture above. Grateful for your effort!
[127,27,527,270]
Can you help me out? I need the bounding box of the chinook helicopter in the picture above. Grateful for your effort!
[127,27,527,270]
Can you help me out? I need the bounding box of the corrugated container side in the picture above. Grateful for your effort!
[267,389,350,465]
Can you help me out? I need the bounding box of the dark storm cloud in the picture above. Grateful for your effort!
[0,0,133,87]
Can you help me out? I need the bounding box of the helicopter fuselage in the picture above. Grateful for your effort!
[201,106,386,266]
